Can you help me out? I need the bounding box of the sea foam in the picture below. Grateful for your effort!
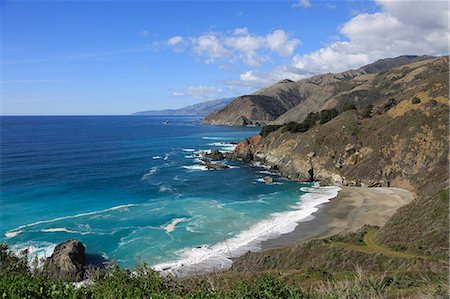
[152,185,340,277]
[5,204,139,239]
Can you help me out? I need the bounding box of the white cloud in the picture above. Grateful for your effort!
[139,30,149,38]
[191,34,231,63]
[292,0,450,74]
[266,30,300,56]
[168,28,300,66]
[292,0,312,9]
[173,85,223,101]
[167,36,184,46]
[225,66,309,91]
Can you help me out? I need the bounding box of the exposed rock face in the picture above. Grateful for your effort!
[43,239,86,282]
[231,57,449,194]
[203,55,436,127]
[205,162,229,170]
[198,158,230,170]
[263,176,273,184]
[204,149,225,161]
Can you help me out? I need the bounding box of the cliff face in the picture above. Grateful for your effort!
[228,57,449,275]
[231,56,449,195]
[203,55,436,126]
[203,81,314,126]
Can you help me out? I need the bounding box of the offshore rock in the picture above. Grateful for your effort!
[43,239,86,282]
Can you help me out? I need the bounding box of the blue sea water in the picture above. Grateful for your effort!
[0,116,338,275]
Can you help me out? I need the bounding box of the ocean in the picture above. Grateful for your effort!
[0,116,339,276]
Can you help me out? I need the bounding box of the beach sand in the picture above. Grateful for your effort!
[261,186,414,250]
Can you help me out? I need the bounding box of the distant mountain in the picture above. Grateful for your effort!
[133,97,235,116]
[203,55,436,126]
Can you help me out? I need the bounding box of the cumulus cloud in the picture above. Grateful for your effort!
[292,0,450,74]
[292,0,312,9]
[167,36,184,46]
[173,85,223,101]
[224,66,309,91]
[167,28,300,66]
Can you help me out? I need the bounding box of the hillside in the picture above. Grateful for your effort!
[225,56,449,291]
[133,97,234,116]
[203,55,435,126]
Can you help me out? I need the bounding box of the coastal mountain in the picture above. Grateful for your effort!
[203,55,435,126]
[228,56,449,279]
[133,97,234,116]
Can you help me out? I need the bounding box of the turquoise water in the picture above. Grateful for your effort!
[0,116,338,275]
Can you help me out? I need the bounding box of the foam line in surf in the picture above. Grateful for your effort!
[153,185,340,277]
[5,204,139,238]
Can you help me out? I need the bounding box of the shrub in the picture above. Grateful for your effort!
[412,97,421,104]
[319,108,339,124]
[260,125,282,137]
[383,98,397,111]
[361,104,373,118]
[341,102,357,113]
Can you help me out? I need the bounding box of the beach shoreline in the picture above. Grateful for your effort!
[260,186,414,250]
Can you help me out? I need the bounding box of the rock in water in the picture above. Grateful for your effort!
[43,239,86,281]
[205,149,225,160]
[263,176,273,184]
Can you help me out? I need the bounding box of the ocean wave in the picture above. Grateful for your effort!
[40,227,104,235]
[258,170,279,175]
[162,218,188,233]
[207,142,236,152]
[256,178,283,185]
[182,149,196,152]
[152,156,162,160]
[182,165,208,171]
[159,185,174,193]
[5,204,139,239]
[11,241,57,268]
[141,166,158,180]
[202,137,232,140]
[152,185,340,277]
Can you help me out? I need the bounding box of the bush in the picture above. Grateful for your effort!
[361,104,373,118]
[319,109,339,124]
[412,97,421,104]
[383,98,397,111]
[260,125,282,137]
[341,102,357,113]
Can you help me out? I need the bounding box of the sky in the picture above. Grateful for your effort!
[1,0,448,115]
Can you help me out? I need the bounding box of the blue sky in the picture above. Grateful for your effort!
[1,0,448,115]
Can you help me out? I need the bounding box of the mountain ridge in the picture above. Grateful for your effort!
[203,55,436,126]
[133,97,234,116]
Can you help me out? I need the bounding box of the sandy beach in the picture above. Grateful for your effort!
[261,186,414,250]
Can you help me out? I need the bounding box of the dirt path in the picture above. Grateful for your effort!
[331,228,446,263]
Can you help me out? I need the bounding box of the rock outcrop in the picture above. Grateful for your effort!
[204,149,225,161]
[43,239,86,282]
[231,57,449,194]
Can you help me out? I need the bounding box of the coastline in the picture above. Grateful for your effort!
[260,186,414,250]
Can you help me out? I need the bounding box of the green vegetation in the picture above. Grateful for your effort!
[383,98,397,111]
[260,124,282,137]
[259,109,340,137]
[361,104,373,118]
[319,109,339,124]
[340,102,357,113]
[377,188,449,260]
[412,97,421,104]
